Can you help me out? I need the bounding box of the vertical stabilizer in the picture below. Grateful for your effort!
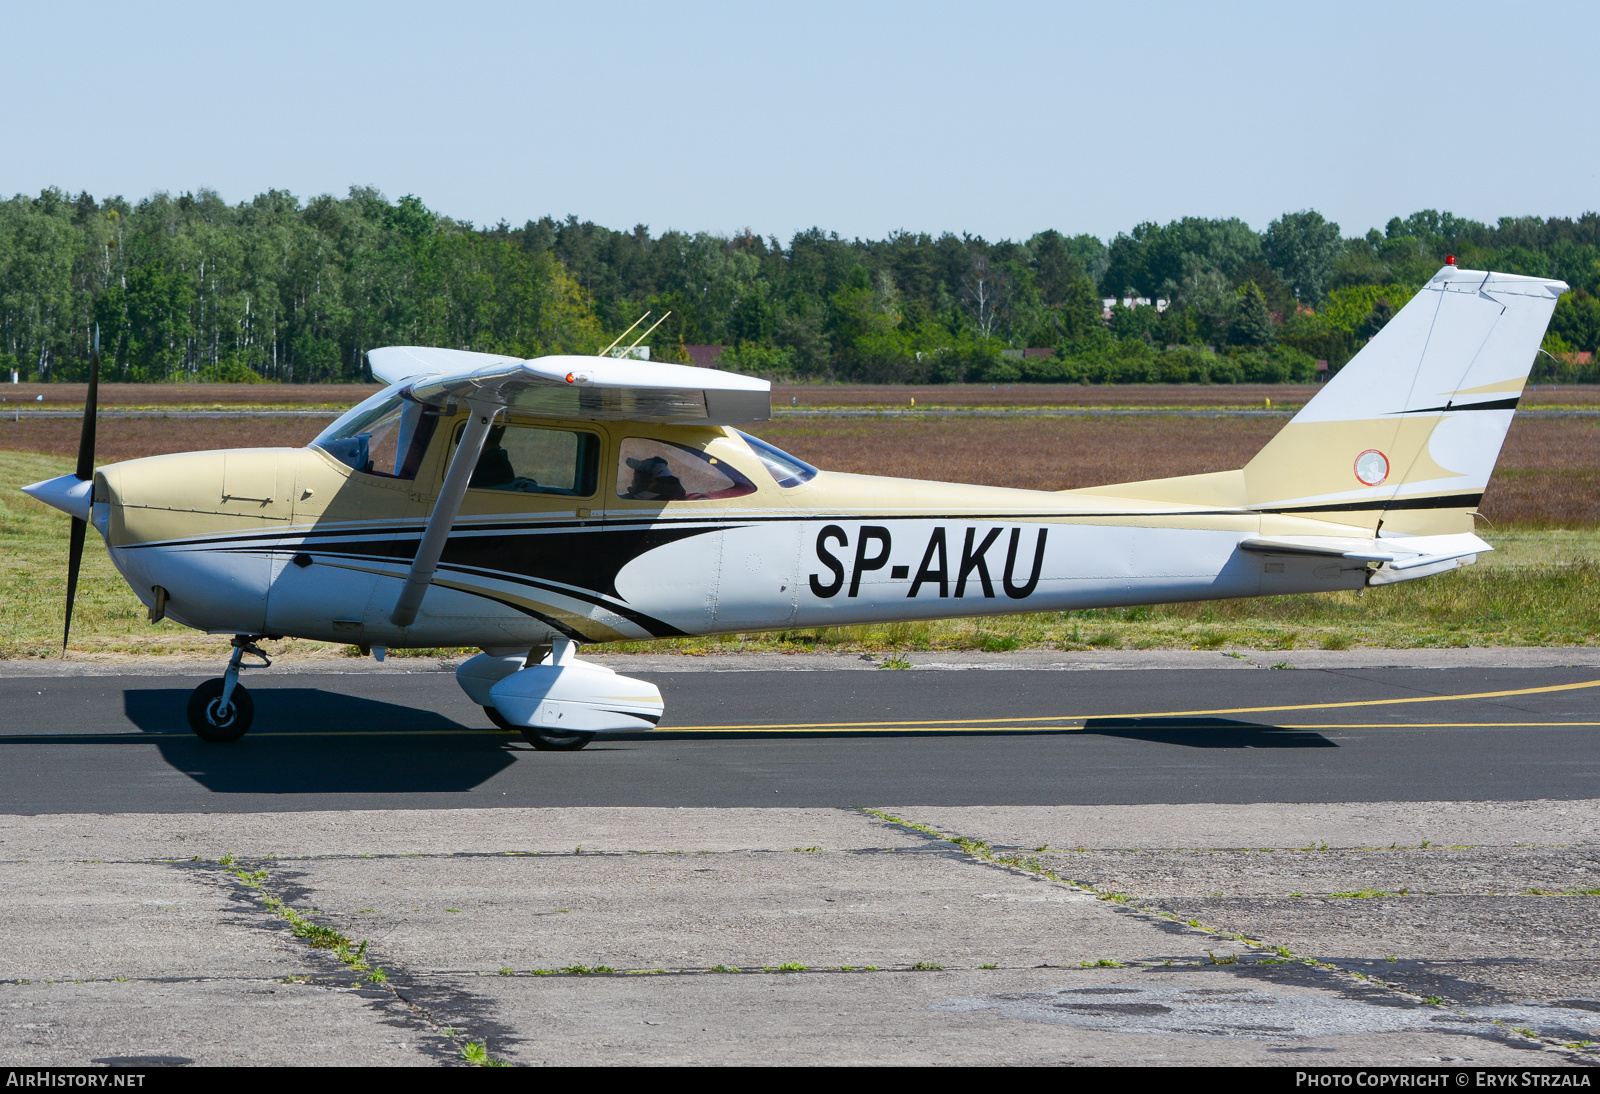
[1241,265,1567,535]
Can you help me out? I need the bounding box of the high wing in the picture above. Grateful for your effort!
[367,346,770,426]
[370,346,771,627]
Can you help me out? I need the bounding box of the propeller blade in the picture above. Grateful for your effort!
[63,328,100,650]
[76,328,100,481]
[64,517,86,649]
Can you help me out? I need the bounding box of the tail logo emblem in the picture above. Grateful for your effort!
[1354,449,1390,486]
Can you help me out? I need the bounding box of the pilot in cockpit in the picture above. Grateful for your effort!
[622,454,687,501]
[469,424,517,489]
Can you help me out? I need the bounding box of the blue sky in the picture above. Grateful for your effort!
[3,0,1595,242]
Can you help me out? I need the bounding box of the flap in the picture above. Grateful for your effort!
[367,347,770,426]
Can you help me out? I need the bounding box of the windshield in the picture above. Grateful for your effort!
[312,388,439,479]
[736,431,818,488]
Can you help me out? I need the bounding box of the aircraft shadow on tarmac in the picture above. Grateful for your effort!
[122,688,516,793]
[1077,717,1337,749]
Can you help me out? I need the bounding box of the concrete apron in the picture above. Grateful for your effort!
[0,803,1596,1066]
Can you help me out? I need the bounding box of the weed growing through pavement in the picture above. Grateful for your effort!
[228,867,371,972]
[879,652,912,669]
[768,963,807,972]
[1524,887,1600,896]
[1081,959,1123,968]
[559,965,614,975]
[910,962,944,970]
[460,1042,507,1067]
[1330,889,1400,899]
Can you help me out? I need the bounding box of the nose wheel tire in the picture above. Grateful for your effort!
[484,705,594,750]
[187,679,254,742]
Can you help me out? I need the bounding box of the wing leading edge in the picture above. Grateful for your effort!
[367,347,770,426]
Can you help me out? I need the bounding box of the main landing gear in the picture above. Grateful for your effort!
[187,636,270,742]
[482,704,596,751]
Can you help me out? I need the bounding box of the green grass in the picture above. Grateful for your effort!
[8,450,1600,658]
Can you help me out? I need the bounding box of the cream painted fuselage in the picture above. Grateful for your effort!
[93,409,1376,651]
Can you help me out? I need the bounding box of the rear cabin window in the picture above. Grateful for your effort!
[456,421,600,497]
[616,438,757,501]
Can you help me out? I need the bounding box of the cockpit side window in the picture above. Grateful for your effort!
[312,390,439,480]
[453,421,601,497]
[616,438,757,501]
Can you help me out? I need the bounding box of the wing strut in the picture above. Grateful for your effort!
[389,399,497,628]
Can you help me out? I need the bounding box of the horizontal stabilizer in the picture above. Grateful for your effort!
[367,347,770,426]
[1241,531,1491,569]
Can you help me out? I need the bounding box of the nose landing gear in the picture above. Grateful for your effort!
[187,636,271,742]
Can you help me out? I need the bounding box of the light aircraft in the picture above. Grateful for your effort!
[22,262,1566,749]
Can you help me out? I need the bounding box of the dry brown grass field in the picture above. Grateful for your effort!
[13,380,1600,411]
[2,411,1596,525]
[775,383,1600,408]
[760,416,1600,526]
[2,382,382,407]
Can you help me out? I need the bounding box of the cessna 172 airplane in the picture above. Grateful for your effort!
[21,262,1566,749]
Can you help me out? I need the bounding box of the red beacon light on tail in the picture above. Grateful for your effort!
[1446,255,1457,265]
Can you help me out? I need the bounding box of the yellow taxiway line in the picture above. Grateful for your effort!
[663,678,1600,732]
[4,680,1598,742]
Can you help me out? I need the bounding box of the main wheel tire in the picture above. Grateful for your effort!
[485,705,595,750]
[187,679,254,742]
[520,726,596,751]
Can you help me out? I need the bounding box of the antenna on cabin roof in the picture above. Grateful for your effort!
[597,313,650,359]
[620,311,671,360]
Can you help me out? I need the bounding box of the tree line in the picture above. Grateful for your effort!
[2,186,1597,385]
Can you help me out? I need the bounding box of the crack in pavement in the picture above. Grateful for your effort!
[859,809,1600,1064]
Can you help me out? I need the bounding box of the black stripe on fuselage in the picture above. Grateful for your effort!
[120,505,1256,555]
[1253,492,1484,515]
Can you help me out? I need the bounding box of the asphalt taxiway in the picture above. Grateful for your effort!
[3,653,1597,1065]
[1,656,1598,812]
